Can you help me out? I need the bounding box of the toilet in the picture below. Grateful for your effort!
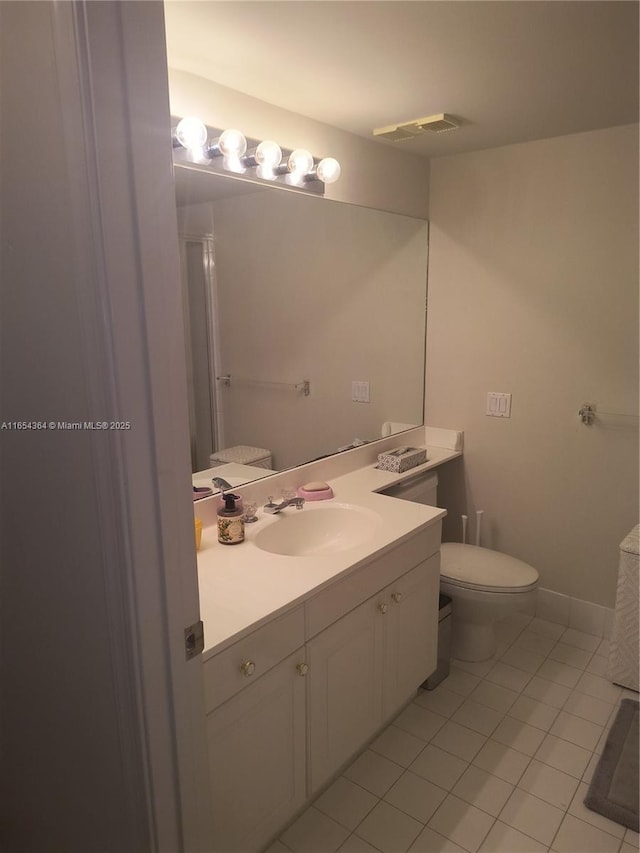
[382,471,539,662]
[209,445,273,470]
[440,543,538,661]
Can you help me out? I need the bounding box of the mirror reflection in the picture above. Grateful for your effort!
[176,166,429,490]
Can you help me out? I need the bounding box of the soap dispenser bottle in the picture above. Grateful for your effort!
[217,493,245,545]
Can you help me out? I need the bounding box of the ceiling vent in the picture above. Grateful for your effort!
[373,113,459,141]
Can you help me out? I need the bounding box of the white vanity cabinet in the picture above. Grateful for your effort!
[383,555,440,718]
[203,608,307,853]
[306,591,385,793]
[306,524,441,793]
[202,519,442,851]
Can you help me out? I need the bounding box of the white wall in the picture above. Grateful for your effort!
[168,69,430,218]
[426,124,639,607]
[207,191,428,469]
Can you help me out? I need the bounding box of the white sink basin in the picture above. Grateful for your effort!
[254,503,381,557]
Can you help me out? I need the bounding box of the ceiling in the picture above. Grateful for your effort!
[164,1,639,159]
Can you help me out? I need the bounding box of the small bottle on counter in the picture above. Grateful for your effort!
[217,493,245,545]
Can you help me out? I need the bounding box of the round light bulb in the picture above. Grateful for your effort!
[288,148,314,175]
[175,117,208,151]
[316,157,341,184]
[218,129,247,157]
[254,140,282,169]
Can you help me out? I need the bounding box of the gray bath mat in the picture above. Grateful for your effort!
[584,698,639,832]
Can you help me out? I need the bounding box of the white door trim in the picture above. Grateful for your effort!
[179,232,225,464]
[55,2,213,848]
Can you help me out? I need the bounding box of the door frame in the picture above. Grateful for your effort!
[57,1,213,848]
[179,232,225,467]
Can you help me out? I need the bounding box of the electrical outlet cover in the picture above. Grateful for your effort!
[352,380,370,403]
[486,392,511,418]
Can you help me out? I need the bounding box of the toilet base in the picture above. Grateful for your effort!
[452,620,496,662]
[442,581,538,663]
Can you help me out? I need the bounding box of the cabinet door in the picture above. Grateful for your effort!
[206,650,307,853]
[383,554,440,719]
[307,595,385,793]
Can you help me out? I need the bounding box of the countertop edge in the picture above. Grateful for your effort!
[196,442,461,659]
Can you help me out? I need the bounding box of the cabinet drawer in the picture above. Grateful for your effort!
[204,606,305,711]
[306,522,441,638]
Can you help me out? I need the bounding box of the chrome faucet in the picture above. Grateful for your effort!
[212,476,233,491]
[263,495,305,514]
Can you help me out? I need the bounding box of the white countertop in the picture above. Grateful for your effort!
[195,441,461,659]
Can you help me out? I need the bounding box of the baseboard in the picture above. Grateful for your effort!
[536,588,615,639]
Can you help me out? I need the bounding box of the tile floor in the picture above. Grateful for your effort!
[267,613,639,853]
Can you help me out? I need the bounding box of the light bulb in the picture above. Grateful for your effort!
[316,157,341,184]
[174,117,208,151]
[287,148,314,175]
[217,129,247,157]
[254,140,282,169]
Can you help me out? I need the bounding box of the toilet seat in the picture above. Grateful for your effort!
[440,543,539,594]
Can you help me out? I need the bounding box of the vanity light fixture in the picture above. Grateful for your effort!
[242,140,283,179]
[306,157,341,185]
[274,150,341,187]
[173,116,208,152]
[283,148,315,177]
[171,117,341,194]
[205,128,248,159]
[272,148,318,187]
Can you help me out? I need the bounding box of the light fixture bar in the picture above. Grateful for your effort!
[171,117,340,196]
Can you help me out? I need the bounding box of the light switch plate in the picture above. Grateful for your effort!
[352,380,370,403]
[486,391,511,418]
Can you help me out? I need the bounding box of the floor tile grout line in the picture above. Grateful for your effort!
[453,660,621,717]
[349,795,426,852]
[467,807,498,853]
[349,832,385,853]
[496,760,628,850]
[547,810,628,853]
[332,732,536,845]
[498,642,594,685]
[418,700,607,765]
[314,774,382,834]
[276,836,297,853]
[275,614,631,853]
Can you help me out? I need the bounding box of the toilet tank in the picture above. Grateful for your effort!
[381,472,438,506]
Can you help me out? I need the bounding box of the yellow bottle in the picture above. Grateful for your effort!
[194,517,203,551]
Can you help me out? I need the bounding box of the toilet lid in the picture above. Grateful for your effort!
[440,543,539,592]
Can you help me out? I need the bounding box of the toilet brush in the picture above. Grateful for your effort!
[461,514,468,544]
[476,510,484,547]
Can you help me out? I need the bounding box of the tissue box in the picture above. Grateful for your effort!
[377,446,427,473]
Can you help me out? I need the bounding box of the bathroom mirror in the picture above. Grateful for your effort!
[175,164,429,484]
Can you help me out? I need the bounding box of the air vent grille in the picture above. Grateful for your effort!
[374,113,459,141]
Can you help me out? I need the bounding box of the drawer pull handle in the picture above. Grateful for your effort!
[240,660,256,677]
[391,592,403,604]
[296,662,309,677]
[378,602,388,615]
